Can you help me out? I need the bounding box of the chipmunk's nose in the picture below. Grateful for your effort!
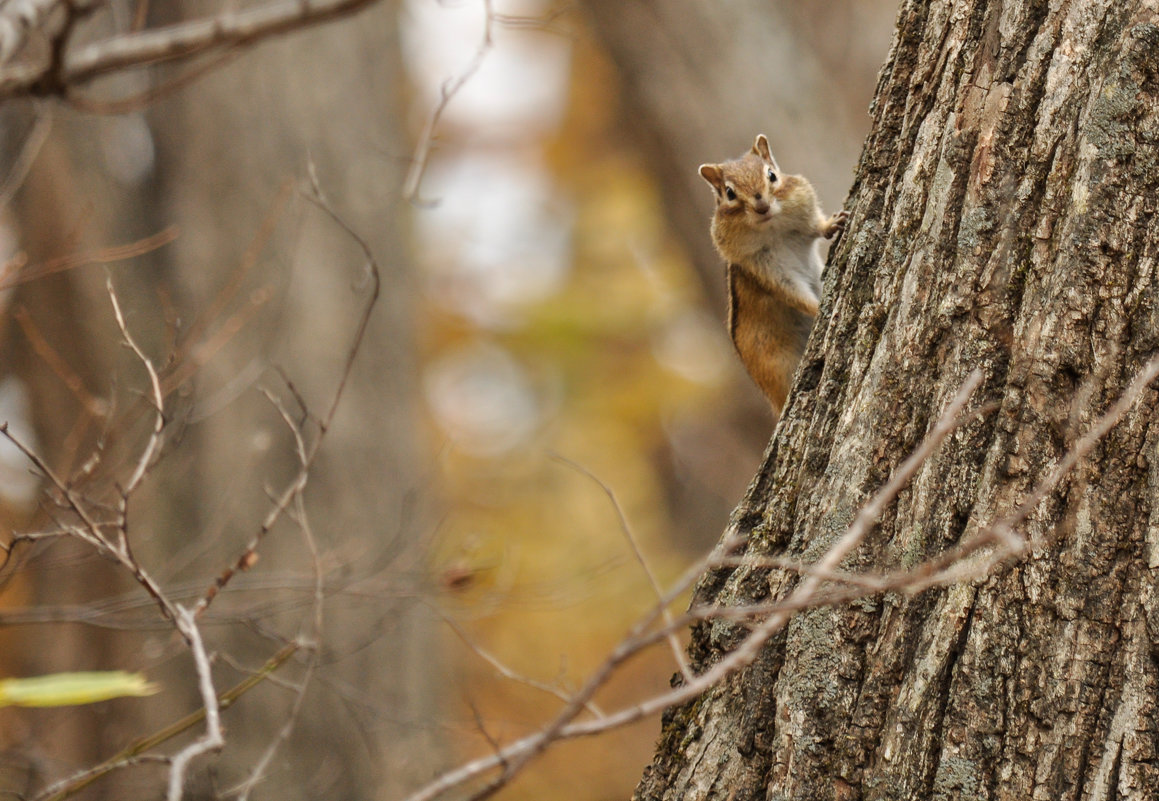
[753,199,770,215]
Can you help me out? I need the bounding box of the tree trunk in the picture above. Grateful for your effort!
[636,2,1159,800]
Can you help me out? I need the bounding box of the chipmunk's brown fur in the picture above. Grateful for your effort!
[699,134,847,417]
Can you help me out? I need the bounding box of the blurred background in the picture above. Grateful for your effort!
[0,1,895,799]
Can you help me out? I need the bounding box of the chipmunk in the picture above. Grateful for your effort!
[699,134,847,417]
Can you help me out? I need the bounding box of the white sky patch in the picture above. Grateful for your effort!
[424,341,542,456]
[401,0,572,140]
[417,150,572,325]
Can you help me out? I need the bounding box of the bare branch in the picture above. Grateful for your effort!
[401,370,985,801]
[0,0,96,66]
[197,163,380,612]
[0,226,178,291]
[12,306,106,418]
[0,1,386,100]
[0,103,51,206]
[228,514,319,801]
[2,302,176,626]
[0,422,109,554]
[2,150,381,801]
[1016,355,1159,546]
[166,606,224,801]
[403,0,495,203]
[440,610,604,718]
[0,0,55,64]
[227,391,325,801]
[107,277,163,498]
[832,369,985,564]
[66,47,245,115]
[301,160,380,429]
[400,355,1159,801]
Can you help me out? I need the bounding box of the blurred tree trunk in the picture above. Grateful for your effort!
[578,0,896,476]
[1,3,436,799]
[579,0,882,309]
[136,3,434,798]
[0,112,127,788]
[635,2,1159,800]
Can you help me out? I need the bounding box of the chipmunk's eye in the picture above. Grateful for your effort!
[725,187,737,201]
[766,168,777,183]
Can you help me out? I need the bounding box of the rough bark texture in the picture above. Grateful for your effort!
[636,1,1159,800]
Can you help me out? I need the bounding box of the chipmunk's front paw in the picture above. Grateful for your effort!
[824,210,849,239]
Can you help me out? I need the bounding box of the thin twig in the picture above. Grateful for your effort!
[1015,355,1159,547]
[708,553,895,590]
[107,277,164,498]
[467,698,506,772]
[197,160,380,612]
[0,104,52,206]
[66,49,244,114]
[301,159,380,430]
[0,226,178,291]
[827,369,985,567]
[0,381,175,629]
[440,610,604,718]
[398,357,1159,801]
[0,424,110,555]
[402,0,495,203]
[550,452,692,681]
[228,391,325,801]
[12,307,106,418]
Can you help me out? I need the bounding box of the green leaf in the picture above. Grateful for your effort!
[0,671,159,707]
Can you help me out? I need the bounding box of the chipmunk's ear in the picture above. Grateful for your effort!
[698,163,724,193]
[752,134,780,171]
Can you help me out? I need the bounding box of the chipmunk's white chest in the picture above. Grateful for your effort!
[753,237,823,295]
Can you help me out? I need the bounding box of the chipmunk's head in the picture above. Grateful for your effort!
[699,135,820,261]
[699,135,782,217]
[699,135,788,260]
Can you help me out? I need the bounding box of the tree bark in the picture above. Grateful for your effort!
[636,2,1159,800]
